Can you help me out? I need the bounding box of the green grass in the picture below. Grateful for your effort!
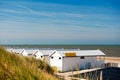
[0,46,58,80]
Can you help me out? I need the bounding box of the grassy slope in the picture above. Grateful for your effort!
[0,46,58,80]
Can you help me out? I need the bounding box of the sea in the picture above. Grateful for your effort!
[3,45,120,57]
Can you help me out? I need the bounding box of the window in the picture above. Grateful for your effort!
[59,57,61,60]
[80,56,85,59]
[41,56,43,58]
[51,57,53,59]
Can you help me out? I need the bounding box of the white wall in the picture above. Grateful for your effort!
[34,52,43,60]
[79,56,105,69]
[96,60,104,67]
[118,63,120,67]
[21,50,28,56]
[50,52,62,71]
[49,53,104,72]
[79,56,97,69]
[62,57,80,72]
[62,56,104,72]
[45,56,50,65]
[62,57,97,72]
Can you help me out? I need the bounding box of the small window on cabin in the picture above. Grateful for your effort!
[80,56,85,59]
[59,57,61,60]
[51,57,53,59]
[41,56,43,58]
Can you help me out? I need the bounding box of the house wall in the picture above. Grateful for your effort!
[79,56,97,69]
[6,49,14,53]
[34,52,44,60]
[44,55,50,65]
[62,56,104,72]
[62,57,97,72]
[21,50,28,56]
[78,56,104,69]
[62,57,80,72]
[50,52,62,71]
[96,60,104,67]
[48,51,105,72]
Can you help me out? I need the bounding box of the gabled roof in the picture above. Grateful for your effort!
[13,49,24,54]
[77,49,105,56]
[40,49,55,56]
[48,50,57,57]
[6,48,14,52]
[49,49,105,57]
[25,49,36,55]
[49,49,80,57]
[33,49,43,55]
[58,49,80,57]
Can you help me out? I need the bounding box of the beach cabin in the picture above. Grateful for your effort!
[6,48,14,53]
[21,49,28,56]
[21,49,44,59]
[40,49,55,62]
[48,49,105,72]
[21,49,39,56]
[33,50,44,60]
[13,49,24,54]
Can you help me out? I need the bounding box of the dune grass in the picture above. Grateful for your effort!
[0,46,58,80]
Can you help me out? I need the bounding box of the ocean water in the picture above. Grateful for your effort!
[4,45,120,57]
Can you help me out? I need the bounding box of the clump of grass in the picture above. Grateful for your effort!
[51,66,58,73]
[38,59,54,74]
[0,46,58,80]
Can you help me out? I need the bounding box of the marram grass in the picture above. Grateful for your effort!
[0,46,58,80]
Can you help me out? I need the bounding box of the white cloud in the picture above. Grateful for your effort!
[0,1,87,18]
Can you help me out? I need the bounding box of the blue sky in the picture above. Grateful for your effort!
[0,0,120,45]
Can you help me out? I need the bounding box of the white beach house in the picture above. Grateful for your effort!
[8,48,33,56]
[21,49,38,56]
[13,48,24,54]
[48,49,105,72]
[21,49,44,60]
[40,49,55,62]
[33,50,44,60]
[6,48,14,53]
[21,49,29,56]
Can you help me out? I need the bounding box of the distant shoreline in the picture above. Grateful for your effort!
[3,45,120,57]
[2,44,120,46]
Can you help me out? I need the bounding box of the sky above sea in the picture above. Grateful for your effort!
[0,0,120,45]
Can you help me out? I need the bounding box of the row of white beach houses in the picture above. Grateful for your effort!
[6,48,105,72]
